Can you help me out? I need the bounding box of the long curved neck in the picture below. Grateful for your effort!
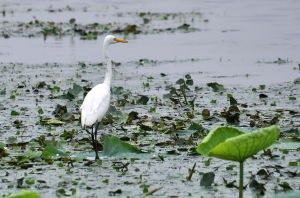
[103,42,112,87]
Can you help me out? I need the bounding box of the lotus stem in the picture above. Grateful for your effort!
[239,161,244,198]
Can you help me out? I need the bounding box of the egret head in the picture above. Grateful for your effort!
[104,35,128,46]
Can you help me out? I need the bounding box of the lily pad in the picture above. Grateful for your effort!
[0,142,5,150]
[197,126,280,162]
[45,120,65,126]
[200,172,215,187]
[103,136,142,157]
[42,144,69,159]
[136,95,149,105]
[207,82,225,92]
[69,136,173,160]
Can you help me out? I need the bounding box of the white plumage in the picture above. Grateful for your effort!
[80,35,128,160]
[80,84,110,127]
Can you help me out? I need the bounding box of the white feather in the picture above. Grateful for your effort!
[80,35,127,129]
[79,35,127,160]
[80,84,110,127]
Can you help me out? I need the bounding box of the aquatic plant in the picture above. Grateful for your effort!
[197,125,280,198]
[165,74,196,108]
[5,190,41,198]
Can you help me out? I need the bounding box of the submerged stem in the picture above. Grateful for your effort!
[239,161,244,198]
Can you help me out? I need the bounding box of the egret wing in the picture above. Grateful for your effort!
[80,84,110,127]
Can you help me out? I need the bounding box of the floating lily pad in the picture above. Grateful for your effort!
[207,82,225,92]
[200,172,215,187]
[103,136,141,157]
[42,144,69,159]
[0,142,5,150]
[45,120,65,126]
[11,110,20,116]
[136,95,149,105]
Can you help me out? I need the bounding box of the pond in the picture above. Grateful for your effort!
[0,0,299,197]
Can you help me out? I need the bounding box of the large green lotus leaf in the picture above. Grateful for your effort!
[5,190,41,198]
[197,126,245,156]
[103,136,141,157]
[197,126,280,162]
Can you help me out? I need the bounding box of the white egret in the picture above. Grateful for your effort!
[80,35,128,160]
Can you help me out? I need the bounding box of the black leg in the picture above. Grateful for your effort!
[85,125,99,160]
[94,122,100,142]
[92,123,100,160]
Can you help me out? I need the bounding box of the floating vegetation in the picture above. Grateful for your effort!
[0,12,201,39]
[1,62,299,198]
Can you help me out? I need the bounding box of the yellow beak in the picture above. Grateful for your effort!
[114,38,128,43]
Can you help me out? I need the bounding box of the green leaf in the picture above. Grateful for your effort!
[25,177,35,185]
[57,84,82,100]
[25,150,42,159]
[136,95,149,105]
[45,120,65,125]
[0,88,6,95]
[177,23,190,30]
[5,190,41,198]
[69,18,76,24]
[6,137,17,144]
[185,74,192,79]
[288,161,298,166]
[111,86,124,95]
[279,182,293,191]
[85,32,97,40]
[37,108,44,114]
[103,136,141,157]
[200,172,215,187]
[197,126,244,157]
[204,158,212,166]
[202,109,210,120]
[259,84,266,90]
[50,86,60,92]
[210,99,217,104]
[207,82,225,92]
[0,142,5,149]
[109,105,123,115]
[188,122,203,131]
[186,79,193,86]
[42,144,69,159]
[11,110,20,116]
[197,126,280,162]
[176,78,185,85]
[69,83,82,96]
